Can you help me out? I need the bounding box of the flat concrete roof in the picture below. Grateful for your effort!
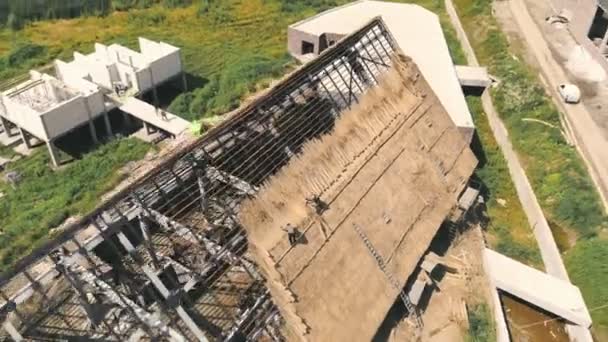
[119,97,189,136]
[483,248,592,327]
[290,0,474,129]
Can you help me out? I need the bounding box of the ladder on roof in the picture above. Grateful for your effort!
[352,224,423,329]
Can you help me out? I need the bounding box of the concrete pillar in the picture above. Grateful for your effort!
[46,140,60,167]
[103,111,113,137]
[88,121,98,144]
[181,72,188,92]
[601,29,608,54]
[123,112,133,127]
[148,68,159,108]
[143,121,152,135]
[18,126,31,150]
[84,99,98,144]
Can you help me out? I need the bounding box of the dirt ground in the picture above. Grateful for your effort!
[518,0,608,139]
[239,55,477,341]
[388,226,490,342]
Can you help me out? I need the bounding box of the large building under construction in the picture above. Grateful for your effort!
[0,15,477,342]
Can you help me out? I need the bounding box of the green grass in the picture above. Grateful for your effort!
[466,303,496,342]
[467,96,541,266]
[565,239,608,332]
[453,0,607,238]
[0,138,150,267]
[452,0,608,334]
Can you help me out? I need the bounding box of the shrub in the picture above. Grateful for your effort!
[467,303,495,342]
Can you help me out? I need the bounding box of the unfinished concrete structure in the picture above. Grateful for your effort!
[287,0,475,141]
[0,70,108,166]
[0,38,188,167]
[0,18,477,341]
[550,0,608,68]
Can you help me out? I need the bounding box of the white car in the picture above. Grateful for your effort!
[558,83,581,104]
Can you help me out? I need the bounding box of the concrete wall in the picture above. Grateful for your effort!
[287,27,321,56]
[0,97,47,140]
[115,61,138,91]
[562,0,599,40]
[41,96,89,138]
[151,52,181,85]
[88,62,114,90]
[135,67,153,93]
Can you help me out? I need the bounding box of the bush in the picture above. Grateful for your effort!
[0,42,48,80]
[467,303,495,342]
[7,43,45,66]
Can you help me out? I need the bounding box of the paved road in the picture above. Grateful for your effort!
[444,1,593,340]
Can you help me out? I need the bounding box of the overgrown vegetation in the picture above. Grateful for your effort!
[0,138,150,267]
[454,0,606,238]
[0,42,48,80]
[169,53,290,121]
[0,0,196,30]
[467,97,541,265]
[453,0,608,334]
[565,239,608,332]
[466,303,495,342]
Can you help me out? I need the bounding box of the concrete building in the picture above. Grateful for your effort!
[287,0,476,140]
[0,71,108,167]
[550,0,608,68]
[0,38,188,167]
[55,38,186,105]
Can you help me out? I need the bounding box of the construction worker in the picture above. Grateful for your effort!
[306,195,328,215]
[282,223,299,246]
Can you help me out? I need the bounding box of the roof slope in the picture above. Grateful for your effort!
[239,55,477,341]
[290,0,474,129]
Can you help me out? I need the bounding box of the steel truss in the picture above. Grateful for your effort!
[0,18,397,341]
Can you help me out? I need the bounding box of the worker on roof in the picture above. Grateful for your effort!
[306,195,329,215]
[282,223,299,246]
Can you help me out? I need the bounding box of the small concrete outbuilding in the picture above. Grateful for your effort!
[287,0,476,141]
[0,38,188,167]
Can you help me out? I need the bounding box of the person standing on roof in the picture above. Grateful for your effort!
[282,223,299,246]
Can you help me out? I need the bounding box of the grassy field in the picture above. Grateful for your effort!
[467,97,541,266]
[0,138,151,267]
[0,1,335,118]
[452,0,608,335]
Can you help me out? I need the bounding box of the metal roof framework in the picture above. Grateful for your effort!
[0,18,397,341]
